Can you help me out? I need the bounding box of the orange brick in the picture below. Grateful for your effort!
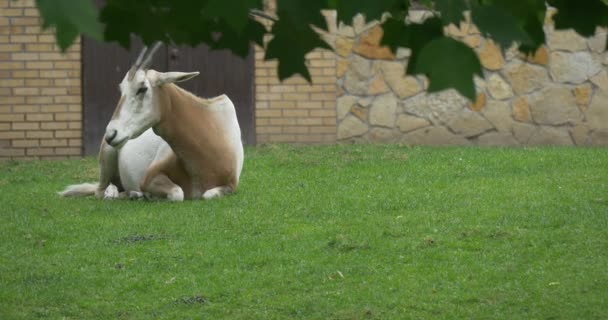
[38,52,65,60]
[256,126,282,134]
[54,61,79,69]
[12,139,38,148]
[26,96,52,104]
[310,126,336,134]
[311,93,335,101]
[66,87,81,95]
[297,118,323,125]
[68,138,82,147]
[26,114,52,121]
[40,139,67,147]
[27,148,54,156]
[41,122,67,130]
[296,85,324,92]
[54,96,80,104]
[14,87,39,95]
[268,134,296,143]
[311,76,335,84]
[310,110,336,117]
[0,79,24,87]
[0,61,24,69]
[54,78,78,86]
[41,87,67,95]
[24,79,50,86]
[54,130,80,138]
[256,118,270,126]
[0,131,25,139]
[10,35,36,43]
[26,131,52,138]
[42,105,67,113]
[296,135,324,143]
[269,101,296,109]
[12,122,39,130]
[297,101,323,109]
[0,96,25,104]
[269,118,297,126]
[40,70,68,78]
[283,110,309,117]
[309,59,335,67]
[10,17,39,25]
[323,117,337,125]
[0,44,21,52]
[0,148,25,157]
[13,105,39,113]
[283,93,309,100]
[256,92,282,100]
[25,43,53,51]
[2,8,22,16]
[24,26,41,34]
[68,122,81,129]
[0,114,24,121]
[23,8,39,17]
[270,85,296,93]
[257,109,282,118]
[12,52,39,60]
[283,126,309,134]
[26,61,53,69]
[38,35,55,43]
[55,147,81,155]
[12,70,39,78]
[55,112,81,121]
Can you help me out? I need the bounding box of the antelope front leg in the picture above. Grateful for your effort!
[97,141,120,199]
[141,173,184,201]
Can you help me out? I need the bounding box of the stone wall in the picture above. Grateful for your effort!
[0,0,82,159]
[335,11,608,146]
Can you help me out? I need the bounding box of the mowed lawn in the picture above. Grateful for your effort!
[0,145,607,319]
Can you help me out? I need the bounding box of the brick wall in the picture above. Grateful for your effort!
[254,0,338,144]
[255,47,337,144]
[0,0,82,160]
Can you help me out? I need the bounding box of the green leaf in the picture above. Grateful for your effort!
[203,0,263,34]
[265,15,330,82]
[333,0,403,25]
[212,19,267,57]
[415,37,482,100]
[276,0,327,29]
[36,0,103,51]
[434,0,468,26]
[381,17,444,75]
[471,3,532,49]
[547,0,608,37]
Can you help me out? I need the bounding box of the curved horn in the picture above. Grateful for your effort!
[140,41,162,70]
[128,45,148,80]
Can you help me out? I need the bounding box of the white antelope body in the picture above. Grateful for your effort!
[60,44,244,201]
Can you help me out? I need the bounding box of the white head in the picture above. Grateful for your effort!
[104,43,199,148]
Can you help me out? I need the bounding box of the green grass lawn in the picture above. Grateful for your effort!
[0,145,607,319]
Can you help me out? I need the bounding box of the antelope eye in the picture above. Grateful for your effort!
[136,87,148,95]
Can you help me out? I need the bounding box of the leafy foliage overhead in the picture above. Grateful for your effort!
[34,0,608,100]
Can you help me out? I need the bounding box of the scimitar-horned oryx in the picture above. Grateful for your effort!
[59,43,244,201]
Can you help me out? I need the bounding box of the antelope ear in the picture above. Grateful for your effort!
[155,71,199,86]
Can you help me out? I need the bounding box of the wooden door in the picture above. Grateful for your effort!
[82,40,255,155]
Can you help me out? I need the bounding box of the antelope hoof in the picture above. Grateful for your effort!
[168,187,184,202]
[103,184,120,200]
[128,191,144,200]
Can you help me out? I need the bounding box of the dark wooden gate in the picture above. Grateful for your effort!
[82,40,255,155]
